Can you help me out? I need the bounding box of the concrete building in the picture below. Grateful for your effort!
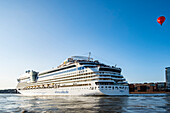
[165,67,170,91]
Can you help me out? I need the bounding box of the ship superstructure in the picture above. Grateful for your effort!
[17,55,129,95]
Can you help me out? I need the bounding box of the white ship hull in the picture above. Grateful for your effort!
[18,85,129,96]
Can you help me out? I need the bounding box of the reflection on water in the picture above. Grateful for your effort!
[0,94,170,113]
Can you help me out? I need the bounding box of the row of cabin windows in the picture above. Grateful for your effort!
[23,86,128,90]
[38,69,120,80]
[65,86,128,90]
[40,79,112,87]
[38,77,114,85]
[20,74,121,83]
[39,70,91,81]
[98,72,120,75]
[38,72,122,85]
[89,86,128,90]
[39,71,120,81]
[99,68,121,73]
[38,72,96,83]
[39,66,104,79]
[39,65,76,76]
[23,83,91,90]
[20,71,121,82]
[39,68,81,79]
[64,70,88,75]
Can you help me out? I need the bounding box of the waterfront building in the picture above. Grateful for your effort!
[165,67,170,91]
[129,82,166,94]
[130,83,156,93]
[156,82,166,91]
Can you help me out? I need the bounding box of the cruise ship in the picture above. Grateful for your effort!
[16,55,129,96]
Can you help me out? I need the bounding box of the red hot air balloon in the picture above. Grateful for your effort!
[157,16,166,26]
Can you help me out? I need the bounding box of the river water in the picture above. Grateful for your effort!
[0,94,170,113]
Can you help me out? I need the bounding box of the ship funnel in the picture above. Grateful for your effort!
[29,70,38,83]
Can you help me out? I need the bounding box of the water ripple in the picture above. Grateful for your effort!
[0,94,170,113]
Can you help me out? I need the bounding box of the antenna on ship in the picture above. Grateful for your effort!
[88,52,91,61]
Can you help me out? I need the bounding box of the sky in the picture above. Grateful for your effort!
[0,0,170,89]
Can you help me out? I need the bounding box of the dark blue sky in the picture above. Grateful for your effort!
[0,0,170,89]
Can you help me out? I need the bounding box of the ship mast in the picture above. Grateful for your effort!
[88,52,91,61]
